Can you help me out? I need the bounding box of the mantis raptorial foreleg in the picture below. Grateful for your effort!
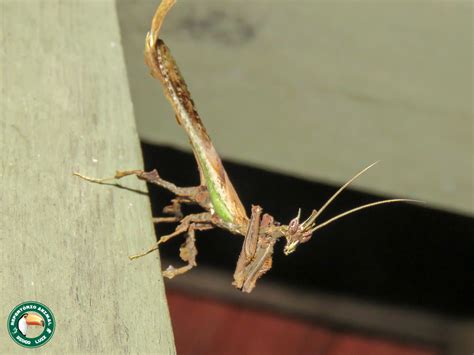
[233,205,262,289]
[233,206,277,293]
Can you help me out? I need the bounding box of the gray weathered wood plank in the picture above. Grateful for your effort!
[0,0,175,353]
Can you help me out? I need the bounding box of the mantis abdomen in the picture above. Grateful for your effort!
[145,36,248,226]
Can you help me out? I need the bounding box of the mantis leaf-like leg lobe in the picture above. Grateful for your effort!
[163,222,213,279]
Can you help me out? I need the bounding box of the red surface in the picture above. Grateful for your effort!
[166,289,439,355]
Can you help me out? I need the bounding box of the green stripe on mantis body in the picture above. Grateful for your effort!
[170,89,236,223]
[193,143,234,223]
[150,37,241,225]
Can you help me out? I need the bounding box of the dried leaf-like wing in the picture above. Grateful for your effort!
[144,0,248,226]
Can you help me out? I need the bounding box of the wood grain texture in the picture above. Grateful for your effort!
[0,0,175,353]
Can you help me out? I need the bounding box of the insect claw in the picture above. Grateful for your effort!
[73,172,116,184]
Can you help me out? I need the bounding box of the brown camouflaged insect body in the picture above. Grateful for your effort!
[75,0,418,293]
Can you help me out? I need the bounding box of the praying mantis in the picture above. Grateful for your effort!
[75,0,417,293]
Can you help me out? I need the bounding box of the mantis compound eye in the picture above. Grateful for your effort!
[287,209,301,234]
[282,210,317,255]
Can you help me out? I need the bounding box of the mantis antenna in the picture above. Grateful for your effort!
[310,198,421,234]
[297,162,421,234]
[308,161,380,223]
[303,162,422,234]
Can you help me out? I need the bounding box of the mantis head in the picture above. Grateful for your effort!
[281,209,318,255]
[279,162,419,256]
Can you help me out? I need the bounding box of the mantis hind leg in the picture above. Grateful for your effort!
[129,212,212,262]
[162,222,213,279]
[74,168,210,210]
